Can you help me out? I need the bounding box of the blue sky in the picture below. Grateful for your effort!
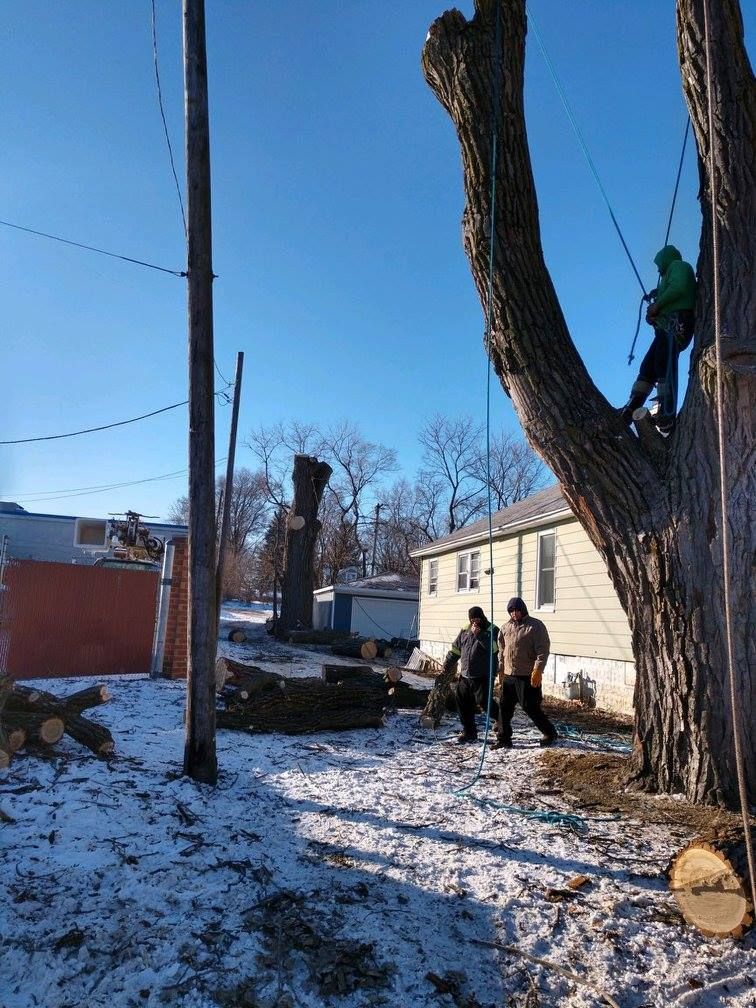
[1,2,752,521]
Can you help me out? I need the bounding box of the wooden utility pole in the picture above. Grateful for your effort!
[183,0,217,784]
[215,351,244,625]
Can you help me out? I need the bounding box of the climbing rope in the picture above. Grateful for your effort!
[453,0,502,800]
[526,6,647,297]
[702,0,756,916]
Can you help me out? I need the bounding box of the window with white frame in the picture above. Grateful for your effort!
[456,550,480,592]
[428,559,438,596]
[536,531,556,609]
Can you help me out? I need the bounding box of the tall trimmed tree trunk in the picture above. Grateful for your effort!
[278,455,332,636]
[422,0,755,806]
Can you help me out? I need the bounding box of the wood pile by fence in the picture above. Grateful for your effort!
[0,677,114,767]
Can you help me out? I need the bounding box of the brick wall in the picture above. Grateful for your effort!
[162,537,189,679]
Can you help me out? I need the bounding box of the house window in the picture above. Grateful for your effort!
[456,550,480,592]
[536,531,556,609]
[428,559,438,596]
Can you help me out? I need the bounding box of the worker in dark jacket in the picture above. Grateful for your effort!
[620,245,696,431]
[442,606,499,743]
[493,597,557,749]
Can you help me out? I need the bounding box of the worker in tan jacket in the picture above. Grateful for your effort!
[492,596,558,749]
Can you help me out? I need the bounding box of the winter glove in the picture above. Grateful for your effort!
[530,666,543,688]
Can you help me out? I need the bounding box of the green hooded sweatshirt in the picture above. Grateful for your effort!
[652,245,696,324]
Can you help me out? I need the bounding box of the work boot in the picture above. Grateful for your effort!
[490,739,512,750]
[538,734,558,748]
[619,380,653,425]
[456,733,478,744]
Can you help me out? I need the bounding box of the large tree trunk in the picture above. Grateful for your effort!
[422,0,755,805]
[278,455,333,636]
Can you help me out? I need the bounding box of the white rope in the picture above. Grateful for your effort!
[702,0,756,914]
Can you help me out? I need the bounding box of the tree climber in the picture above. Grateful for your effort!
[620,245,696,431]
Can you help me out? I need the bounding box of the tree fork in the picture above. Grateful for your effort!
[422,0,755,805]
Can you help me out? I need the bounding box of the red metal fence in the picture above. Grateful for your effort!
[0,559,159,680]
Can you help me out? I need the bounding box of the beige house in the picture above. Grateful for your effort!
[410,485,636,714]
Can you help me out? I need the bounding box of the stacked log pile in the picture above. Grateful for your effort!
[0,677,114,767]
[215,658,429,735]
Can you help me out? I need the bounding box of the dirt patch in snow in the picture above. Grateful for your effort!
[536,749,754,836]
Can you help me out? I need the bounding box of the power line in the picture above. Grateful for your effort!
[0,388,231,445]
[3,457,228,505]
[151,0,187,236]
[0,219,187,277]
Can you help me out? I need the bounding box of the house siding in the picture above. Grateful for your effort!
[418,517,635,713]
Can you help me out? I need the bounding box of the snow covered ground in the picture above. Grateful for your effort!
[1,612,754,1008]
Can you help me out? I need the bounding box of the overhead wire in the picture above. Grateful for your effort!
[3,457,228,506]
[0,387,232,445]
[0,219,187,278]
[701,0,756,917]
[150,0,186,236]
[526,6,647,297]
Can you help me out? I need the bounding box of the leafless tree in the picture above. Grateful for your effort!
[419,414,486,533]
[471,431,548,510]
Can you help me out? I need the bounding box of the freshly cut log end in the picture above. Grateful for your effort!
[385,666,403,684]
[7,728,26,752]
[669,837,754,939]
[331,640,378,661]
[228,629,247,644]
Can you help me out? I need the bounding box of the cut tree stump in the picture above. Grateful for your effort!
[669,830,755,938]
[331,639,379,661]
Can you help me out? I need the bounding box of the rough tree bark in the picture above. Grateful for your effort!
[278,455,333,636]
[422,0,755,805]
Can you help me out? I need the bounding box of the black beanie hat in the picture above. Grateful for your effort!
[468,606,486,621]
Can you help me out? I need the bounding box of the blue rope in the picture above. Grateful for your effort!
[461,794,587,832]
[554,721,633,753]
[453,0,503,799]
[526,6,647,298]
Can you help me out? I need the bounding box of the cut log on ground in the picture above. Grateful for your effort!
[373,640,394,660]
[0,676,13,766]
[227,628,247,643]
[6,682,111,715]
[331,639,378,661]
[63,714,114,756]
[4,713,65,745]
[420,664,458,729]
[320,665,429,709]
[217,675,386,735]
[2,681,113,758]
[669,829,754,939]
[288,629,354,645]
[216,658,284,695]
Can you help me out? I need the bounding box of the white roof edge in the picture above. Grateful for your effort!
[409,507,573,559]
[313,586,418,601]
